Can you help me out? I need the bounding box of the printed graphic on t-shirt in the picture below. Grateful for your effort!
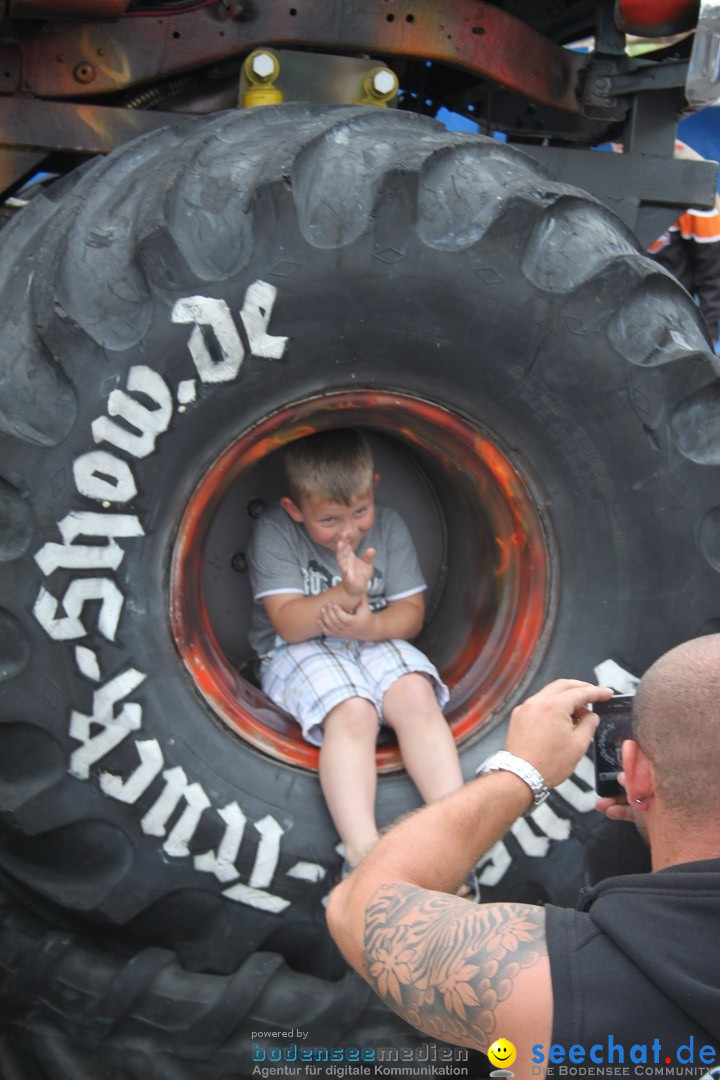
[302,559,387,611]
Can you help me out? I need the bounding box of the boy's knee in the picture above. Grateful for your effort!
[383,673,443,729]
[386,672,435,708]
[324,696,378,736]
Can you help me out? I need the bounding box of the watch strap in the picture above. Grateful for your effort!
[475,749,549,807]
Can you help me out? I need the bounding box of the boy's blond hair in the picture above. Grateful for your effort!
[284,429,374,506]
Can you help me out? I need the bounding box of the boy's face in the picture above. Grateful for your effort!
[281,485,376,552]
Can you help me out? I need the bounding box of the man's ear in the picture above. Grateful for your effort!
[373,471,380,488]
[280,496,304,523]
[622,739,655,804]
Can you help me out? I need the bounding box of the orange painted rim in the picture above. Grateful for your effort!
[170,391,553,771]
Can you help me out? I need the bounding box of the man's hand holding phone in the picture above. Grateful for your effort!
[593,695,636,822]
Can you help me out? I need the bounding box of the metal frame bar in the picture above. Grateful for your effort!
[8,0,588,115]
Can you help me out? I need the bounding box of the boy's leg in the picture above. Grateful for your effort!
[382,673,464,802]
[319,696,381,869]
[383,671,477,899]
[260,640,383,867]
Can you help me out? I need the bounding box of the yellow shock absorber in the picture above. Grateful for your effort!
[242,50,283,108]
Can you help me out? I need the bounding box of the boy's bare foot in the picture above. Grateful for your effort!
[457,870,480,901]
[341,838,379,877]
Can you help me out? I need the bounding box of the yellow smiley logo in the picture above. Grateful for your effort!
[487,1039,517,1068]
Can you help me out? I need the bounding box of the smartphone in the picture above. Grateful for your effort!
[593,695,634,797]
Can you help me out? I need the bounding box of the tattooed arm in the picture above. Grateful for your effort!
[326,680,612,1063]
[362,884,552,1065]
[328,770,554,1063]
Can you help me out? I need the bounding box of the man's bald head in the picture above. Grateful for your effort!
[633,634,720,818]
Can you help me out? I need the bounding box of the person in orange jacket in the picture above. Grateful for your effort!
[648,140,720,346]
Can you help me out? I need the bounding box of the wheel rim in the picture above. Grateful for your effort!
[170,390,554,771]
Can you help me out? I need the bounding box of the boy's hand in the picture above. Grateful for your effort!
[336,536,376,600]
[318,597,375,640]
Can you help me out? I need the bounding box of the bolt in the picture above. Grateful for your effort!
[372,68,396,96]
[247,498,266,519]
[219,0,247,19]
[231,552,248,572]
[73,61,96,84]
[251,51,276,80]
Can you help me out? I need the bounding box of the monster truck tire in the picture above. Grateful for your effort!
[0,105,718,979]
[0,883,492,1080]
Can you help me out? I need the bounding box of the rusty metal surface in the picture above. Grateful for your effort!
[0,145,45,193]
[9,0,131,15]
[13,0,588,115]
[0,95,181,154]
[0,41,21,92]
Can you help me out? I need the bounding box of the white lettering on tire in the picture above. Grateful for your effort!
[554,753,598,812]
[194,802,249,884]
[172,296,247,383]
[73,449,138,504]
[69,667,147,780]
[140,765,213,857]
[240,281,289,359]
[171,280,287,382]
[100,738,165,803]
[75,645,102,681]
[32,281,292,913]
[222,813,290,914]
[34,510,144,575]
[476,840,512,888]
[92,366,173,459]
[34,577,124,641]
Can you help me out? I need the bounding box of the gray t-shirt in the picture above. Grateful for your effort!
[247,503,426,655]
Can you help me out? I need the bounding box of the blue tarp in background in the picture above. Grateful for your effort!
[679,106,720,184]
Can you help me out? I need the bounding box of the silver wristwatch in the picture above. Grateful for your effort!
[475,750,550,807]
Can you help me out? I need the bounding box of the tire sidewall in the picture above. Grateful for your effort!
[2,115,716,948]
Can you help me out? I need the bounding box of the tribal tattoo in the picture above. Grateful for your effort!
[363,885,546,1047]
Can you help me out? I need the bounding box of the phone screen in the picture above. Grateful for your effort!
[593,695,634,797]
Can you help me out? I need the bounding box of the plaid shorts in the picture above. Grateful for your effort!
[259,637,449,747]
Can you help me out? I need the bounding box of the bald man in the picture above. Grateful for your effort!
[327,636,720,1076]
